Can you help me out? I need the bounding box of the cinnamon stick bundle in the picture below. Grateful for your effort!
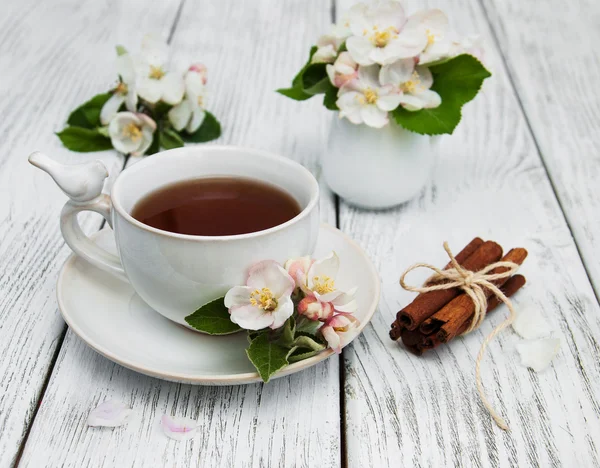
[390,237,528,355]
[396,240,503,331]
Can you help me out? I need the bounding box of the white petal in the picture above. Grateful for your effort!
[187,107,206,133]
[380,58,415,86]
[372,1,406,30]
[377,92,403,111]
[331,291,358,313]
[346,36,375,66]
[326,64,336,86]
[161,415,198,441]
[321,325,342,353]
[388,29,428,59]
[312,44,337,64]
[132,127,154,157]
[100,93,125,126]
[125,89,138,112]
[516,338,561,372]
[229,304,273,330]
[161,72,185,105]
[347,3,371,36]
[307,252,340,290]
[168,100,192,132]
[418,89,441,109]
[361,104,389,128]
[408,9,448,36]
[137,77,162,103]
[269,297,294,329]
[88,400,132,427]
[512,303,555,339]
[416,66,433,89]
[141,34,169,67]
[247,261,294,298]
[399,94,424,111]
[116,54,136,84]
[357,65,380,88]
[108,113,141,154]
[224,285,252,308]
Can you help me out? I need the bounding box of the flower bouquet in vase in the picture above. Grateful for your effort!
[278,1,491,209]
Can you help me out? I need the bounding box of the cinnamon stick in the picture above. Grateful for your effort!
[401,274,526,354]
[396,240,503,330]
[421,248,528,342]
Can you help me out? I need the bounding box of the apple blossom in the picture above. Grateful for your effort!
[298,295,334,321]
[224,260,295,330]
[336,65,403,128]
[135,35,185,105]
[326,52,359,88]
[100,53,138,125]
[380,59,441,111]
[168,65,208,133]
[345,1,430,66]
[108,112,156,156]
[284,255,313,289]
[300,252,357,313]
[311,24,352,64]
[321,313,360,353]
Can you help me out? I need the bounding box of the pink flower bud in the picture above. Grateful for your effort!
[298,295,334,321]
[188,63,208,84]
[284,256,313,290]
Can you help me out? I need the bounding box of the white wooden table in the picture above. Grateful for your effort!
[2,0,599,466]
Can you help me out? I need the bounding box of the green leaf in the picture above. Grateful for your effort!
[392,54,491,135]
[115,45,127,56]
[56,127,113,152]
[182,111,221,143]
[278,317,296,347]
[246,334,290,383]
[288,348,323,363]
[276,87,313,101]
[301,63,330,95]
[293,46,318,86]
[185,297,243,335]
[295,316,322,336]
[67,93,112,129]
[146,130,160,156]
[323,83,339,110]
[161,129,184,150]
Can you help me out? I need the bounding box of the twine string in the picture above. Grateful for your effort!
[399,242,520,430]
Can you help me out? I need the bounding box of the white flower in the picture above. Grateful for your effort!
[345,2,433,66]
[168,65,208,133]
[311,24,351,64]
[336,65,403,128]
[224,260,295,330]
[108,112,156,156]
[100,53,138,125]
[298,252,357,314]
[380,59,441,111]
[321,313,360,353]
[326,52,358,88]
[135,35,184,105]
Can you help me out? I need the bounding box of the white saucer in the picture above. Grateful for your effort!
[57,224,380,385]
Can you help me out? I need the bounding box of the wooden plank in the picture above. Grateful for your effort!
[480,0,600,295]
[19,1,340,467]
[335,0,600,466]
[0,0,184,465]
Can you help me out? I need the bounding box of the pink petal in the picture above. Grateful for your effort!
[161,415,198,441]
[87,400,132,427]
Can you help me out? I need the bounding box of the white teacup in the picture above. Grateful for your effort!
[29,146,320,328]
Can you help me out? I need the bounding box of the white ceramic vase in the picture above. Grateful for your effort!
[324,116,435,209]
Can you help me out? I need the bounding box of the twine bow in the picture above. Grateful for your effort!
[399,242,521,430]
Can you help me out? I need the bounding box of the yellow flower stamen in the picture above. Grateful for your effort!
[197,95,204,107]
[400,71,421,93]
[363,88,378,104]
[122,123,142,142]
[426,29,436,46]
[249,288,278,311]
[115,82,128,95]
[149,65,165,80]
[312,275,336,295]
[370,27,399,48]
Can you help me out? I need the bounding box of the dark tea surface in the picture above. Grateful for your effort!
[131,177,301,236]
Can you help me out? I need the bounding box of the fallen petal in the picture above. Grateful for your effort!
[87,400,132,427]
[512,302,554,339]
[161,414,198,441]
[516,338,561,372]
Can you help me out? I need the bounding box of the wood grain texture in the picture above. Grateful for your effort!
[480,0,600,297]
[0,0,183,465]
[335,0,600,466]
[18,1,340,467]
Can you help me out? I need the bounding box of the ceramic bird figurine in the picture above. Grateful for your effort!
[28,151,109,203]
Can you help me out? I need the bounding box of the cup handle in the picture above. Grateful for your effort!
[60,195,128,282]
